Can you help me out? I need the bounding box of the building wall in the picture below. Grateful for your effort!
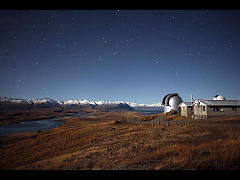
[181,106,187,116]
[181,106,192,116]
[193,104,207,116]
[194,104,240,117]
[207,106,240,116]
[193,104,208,118]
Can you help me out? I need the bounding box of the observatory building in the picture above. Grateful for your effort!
[179,95,240,118]
[162,93,183,113]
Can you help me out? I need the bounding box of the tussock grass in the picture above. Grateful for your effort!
[1,111,240,170]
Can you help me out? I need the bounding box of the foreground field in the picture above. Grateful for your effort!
[0,111,240,170]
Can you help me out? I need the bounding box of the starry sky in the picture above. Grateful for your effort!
[0,10,240,104]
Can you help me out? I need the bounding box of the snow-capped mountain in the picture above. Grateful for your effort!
[144,102,163,107]
[0,97,31,104]
[0,97,163,108]
[30,98,59,105]
[125,102,163,107]
[64,99,96,106]
[57,100,64,105]
[95,100,125,105]
[0,97,60,108]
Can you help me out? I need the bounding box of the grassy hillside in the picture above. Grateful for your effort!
[0,111,240,170]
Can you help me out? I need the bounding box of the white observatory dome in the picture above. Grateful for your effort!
[213,95,225,100]
[162,93,183,113]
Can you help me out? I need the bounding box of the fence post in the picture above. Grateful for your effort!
[152,121,154,127]
[167,122,169,127]
[188,120,190,126]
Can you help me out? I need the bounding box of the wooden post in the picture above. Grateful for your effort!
[188,120,190,126]
[167,122,169,127]
[139,121,141,125]
[152,121,154,127]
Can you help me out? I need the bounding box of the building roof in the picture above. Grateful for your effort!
[179,102,193,107]
[195,100,240,106]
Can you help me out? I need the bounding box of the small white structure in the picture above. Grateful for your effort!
[179,102,193,117]
[213,95,225,100]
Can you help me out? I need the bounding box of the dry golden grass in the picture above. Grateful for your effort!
[0,111,240,170]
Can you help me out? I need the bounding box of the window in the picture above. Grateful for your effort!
[232,107,238,111]
[202,106,205,112]
[213,107,223,112]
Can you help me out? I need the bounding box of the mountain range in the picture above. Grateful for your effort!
[0,97,163,108]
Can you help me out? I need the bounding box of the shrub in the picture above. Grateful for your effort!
[113,120,122,124]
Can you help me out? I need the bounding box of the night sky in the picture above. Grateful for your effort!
[0,10,240,104]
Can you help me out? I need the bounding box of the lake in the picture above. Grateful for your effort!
[139,110,164,115]
[0,114,96,136]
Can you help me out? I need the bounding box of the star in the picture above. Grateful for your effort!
[17,79,22,83]
[228,43,233,48]
[113,52,117,55]
[169,16,176,21]
[116,10,120,16]
[98,55,103,62]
